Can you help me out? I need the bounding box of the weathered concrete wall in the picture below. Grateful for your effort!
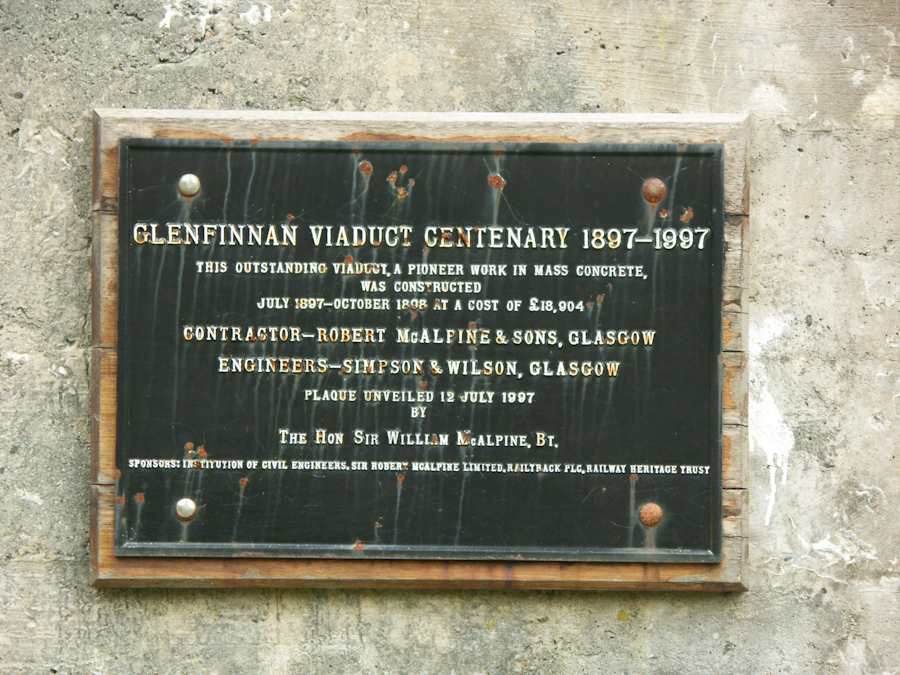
[1,1,899,672]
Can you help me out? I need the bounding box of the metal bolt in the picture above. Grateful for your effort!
[174,497,197,521]
[639,502,663,528]
[178,173,201,197]
[641,178,666,204]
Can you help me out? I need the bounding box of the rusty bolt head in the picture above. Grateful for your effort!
[174,497,198,521]
[488,173,507,189]
[642,178,666,204]
[639,502,663,528]
[178,173,201,197]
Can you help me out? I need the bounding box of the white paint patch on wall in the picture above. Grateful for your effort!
[750,315,795,526]
[382,52,422,105]
[747,83,789,117]
[861,78,900,130]
[158,1,271,33]
[837,636,870,675]
[240,4,273,25]
[765,527,880,585]
[158,2,184,29]
[14,488,44,506]
[198,1,229,33]
[801,529,879,568]
[855,256,900,310]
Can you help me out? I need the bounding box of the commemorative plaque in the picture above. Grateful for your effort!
[92,111,748,588]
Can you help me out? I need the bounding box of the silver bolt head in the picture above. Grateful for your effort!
[178,173,201,197]
[174,497,198,521]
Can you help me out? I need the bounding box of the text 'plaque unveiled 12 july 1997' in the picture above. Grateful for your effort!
[115,140,723,562]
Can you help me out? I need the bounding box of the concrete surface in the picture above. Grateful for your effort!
[1,0,899,673]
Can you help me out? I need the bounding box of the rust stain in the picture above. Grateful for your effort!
[488,173,506,190]
[642,178,666,204]
[184,442,194,451]
[468,321,478,330]
[659,208,668,219]
[641,563,662,583]
[115,495,125,504]
[386,171,398,184]
[723,314,738,347]
[397,474,405,485]
[639,503,663,528]
[198,446,207,458]
[743,177,750,216]
[240,477,249,487]
[399,165,408,174]
[114,469,122,479]
[241,551,265,557]
[134,493,145,503]
[680,206,694,223]
[358,160,373,176]
[397,187,408,199]
[722,361,749,424]
[344,255,354,265]
[722,376,737,409]
[596,294,605,303]
[407,178,415,187]
[353,540,365,550]
[419,381,428,388]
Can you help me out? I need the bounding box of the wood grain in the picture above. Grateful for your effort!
[91,110,749,590]
[722,425,749,489]
[92,347,117,486]
[724,215,749,291]
[92,213,118,349]
[723,311,748,353]
[91,485,747,590]
[722,215,748,316]
[723,352,750,427]
[92,110,749,215]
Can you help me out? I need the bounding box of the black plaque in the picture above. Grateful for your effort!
[115,139,723,562]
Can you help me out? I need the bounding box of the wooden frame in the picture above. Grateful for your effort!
[91,110,749,589]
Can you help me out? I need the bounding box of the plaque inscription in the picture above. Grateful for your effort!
[115,139,723,562]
